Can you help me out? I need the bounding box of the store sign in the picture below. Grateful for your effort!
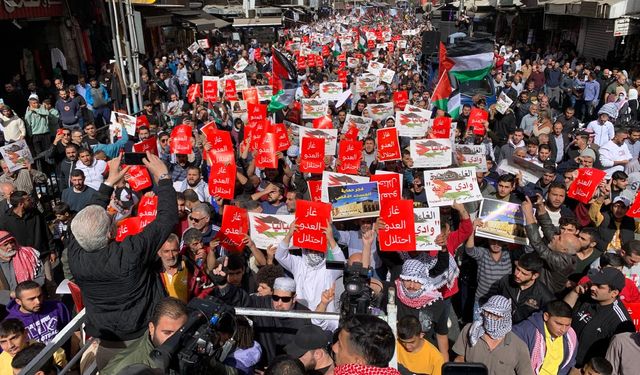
[1,0,63,19]
[614,18,638,37]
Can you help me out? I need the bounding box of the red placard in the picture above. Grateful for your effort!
[208,162,236,200]
[243,87,259,105]
[202,77,218,102]
[315,54,324,68]
[322,45,330,57]
[337,53,346,62]
[293,200,331,252]
[626,303,640,331]
[297,55,307,70]
[393,91,408,111]
[628,191,640,218]
[338,70,348,88]
[344,126,359,141]
[337,140,363,175]
[387,42,394,53]
[133,137,158,155]
[300,137,325,174]
[126,165,153,192]
[307,54,316,68]
[378,199,416,251]
[138,195,158,228]
[567,168,607,204]
[136,115,150,129]
[170,125,192,154]
[215,205,249,252]
[254,48,261,61]
[430,117,452,139]
[270,123,291,152]
[201,124,235,164]
[370,172,402,203]
[255,133,278,169]
[225,80,237,101]
[116,217,141,242]
[247,103,267,123]
[377,128,401,161]
[248,119,270,151]
[307,180,322,202]
[186,83,202,103]
[367,40,375,49]
[313,116,333,129]
[468,108,488,135]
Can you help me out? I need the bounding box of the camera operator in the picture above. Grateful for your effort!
[332,314,400,375]
[101,297,189,375]
[209,265,311,367]
[67,152,178,369]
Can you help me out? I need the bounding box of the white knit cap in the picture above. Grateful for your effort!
[273,277,296,293]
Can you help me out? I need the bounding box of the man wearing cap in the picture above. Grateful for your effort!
[24,95,54,158]
[589,195,635,252]
[599,128,632,179]
[210,275,312,366]
[564,268,635,368]
[453,295,534,375]
[285,324,335,374]
[587,109,615,148]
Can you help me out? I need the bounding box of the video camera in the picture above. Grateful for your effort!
[150,296,235,375]
[327,261,373,318]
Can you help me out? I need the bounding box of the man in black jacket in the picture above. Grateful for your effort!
[67,152,177,369]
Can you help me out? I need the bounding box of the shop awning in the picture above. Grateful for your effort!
[139,7,174,27]
[202,4,244,17]
[171,9,231,31]
[233,17,282,27]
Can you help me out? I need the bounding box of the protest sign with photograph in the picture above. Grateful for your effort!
[379,68,395,84]
[299,137,325,174]
[0,140,33,172]
[495,92,514,114]
[343,114,372,140]
[111,112,137,136]
[233,58,249,72]
[197,39,210,49]
[370,171,402,203]
[319,82,344,101]
[414,208,441,251]
[377,127,401,161]
[208,162,236,199]
[337,140,363,175]
[299,127,338,156]
[301,99,329,119]
[363,102,394,123]
[498,157,546,184]
[248,213,295,249]
[423,167,483,207]
[378,199,416,251]
[567,168,607,204]
[410,139,452,168]
[221,73,249,91]
[255,86,273,102]
[294,200,331,252]
[367,61,384,75]
[476,199,528,245]
[320,171,369,202]
[328,182,380,221]
[230,100,248,123]
[396,110,431,137]
[187,41,200,55]
[455,144,488,172]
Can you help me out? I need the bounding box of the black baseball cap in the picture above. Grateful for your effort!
[588,268,626,291]
[284,325,332,358]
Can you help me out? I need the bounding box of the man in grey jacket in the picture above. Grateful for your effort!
[55,89,80,130]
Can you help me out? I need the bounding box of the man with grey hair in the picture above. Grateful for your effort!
[187,202,220,245]
[0,182,15,213]
[68,151,177,369]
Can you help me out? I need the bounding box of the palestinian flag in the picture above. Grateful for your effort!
[267,80,298,112]
[431,71,452,112]
[439,42,454,77]
[447,38,494,83]
[272,48,298,82]
[448,89,461,119]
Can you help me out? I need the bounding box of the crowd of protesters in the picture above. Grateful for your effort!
[1,5,640,375]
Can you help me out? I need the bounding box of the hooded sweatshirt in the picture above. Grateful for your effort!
[5,299,71,344]
[0,112,27,142]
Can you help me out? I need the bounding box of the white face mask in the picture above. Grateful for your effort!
[302,249,325,267]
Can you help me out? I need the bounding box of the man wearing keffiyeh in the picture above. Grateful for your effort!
[453,295,534,375]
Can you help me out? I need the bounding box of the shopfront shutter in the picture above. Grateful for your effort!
[582,19,615,60]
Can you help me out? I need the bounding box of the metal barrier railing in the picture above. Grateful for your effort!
[20,288,398,374]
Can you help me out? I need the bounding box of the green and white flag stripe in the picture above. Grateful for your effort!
[449,52,494,83]
[447,90,461,119]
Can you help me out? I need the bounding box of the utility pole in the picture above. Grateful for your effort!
[106,0,143,114]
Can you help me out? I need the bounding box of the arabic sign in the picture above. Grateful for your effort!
[476,199,528,245]
[337,140,363,175]
[221,73,249,91]
[169,124,192,154]
[377,127,401,161]
[567,167,607,204]
[111,112,137,136]
[363,102,395,123]
[423,167,483,207]
[294,200,331,252]
[202,76,219,102]
[343,114,372,140]
[370,171,403,203]
[379,199,416,251]
[328,182,380,221]
[248,213,295,249]
[126,165,152,192]
[115,217,141,242]
[208,162,236,199]
[455,144,487,172]
[396,110,430,137]
[495,92,513,114]
[320,171,369,203]
[298,126,338,156]
[301,98,329,119]
[300,137,325,174]
[355,73,379,93]
[138,195,157,229]
[319,82,344,101]
[414,208,441,251]
[410,139,452,168]
[215,206,249,252]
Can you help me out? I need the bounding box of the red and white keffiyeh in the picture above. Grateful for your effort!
[334,364,401,375]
